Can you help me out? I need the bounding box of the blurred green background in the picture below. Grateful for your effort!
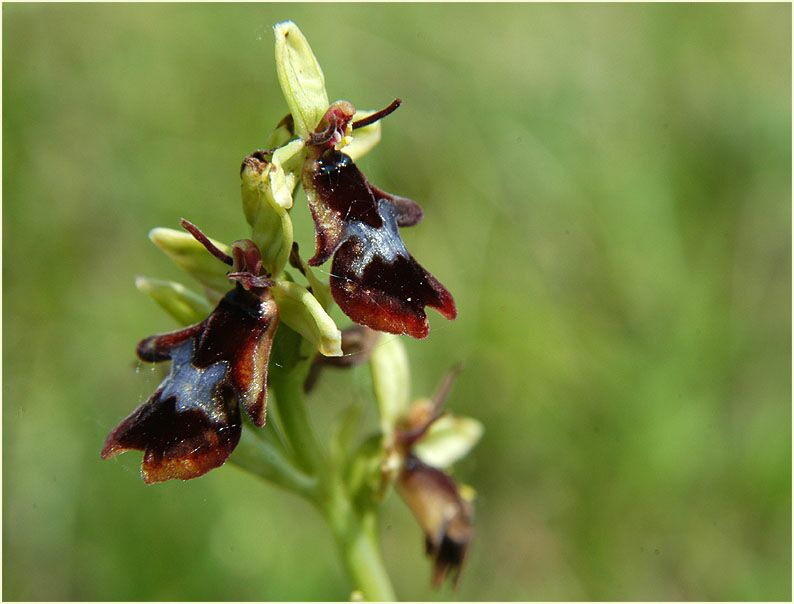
[3,3,791,601]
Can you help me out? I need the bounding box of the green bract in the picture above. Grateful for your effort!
[274,20,329,139]
[370,336,411,439]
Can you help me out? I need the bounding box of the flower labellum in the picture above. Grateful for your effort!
[102,220,279,483]
[397,454,474,589]
[395,364,477,588]
[302,100,457,339]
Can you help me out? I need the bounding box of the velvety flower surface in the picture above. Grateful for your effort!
[302,102,456,339]
[393,366,477,588]
[102,223,279,483]
[397,453,474,589]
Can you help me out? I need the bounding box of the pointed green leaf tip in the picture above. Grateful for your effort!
[274,21,329,139]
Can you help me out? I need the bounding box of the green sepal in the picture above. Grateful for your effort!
[289,245,332,310]
[241,158,294,277]
[413,414,484,469]
[148,227,231,294]
[271,278,342,357]
[265,114,296,149]
[274,21,329,139]
[134,276,213,326]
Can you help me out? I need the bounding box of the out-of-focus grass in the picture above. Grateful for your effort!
[3,4,790,601]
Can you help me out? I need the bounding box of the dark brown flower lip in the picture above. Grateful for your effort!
[102,221,279,483]
[102,285,279,483]
[397,454,474,589]
[302,146,456,339]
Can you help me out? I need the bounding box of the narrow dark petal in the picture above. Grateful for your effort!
[136,323,204,363]
[303,149,456,338]
[304,325,380,392]
[397,455,474,589]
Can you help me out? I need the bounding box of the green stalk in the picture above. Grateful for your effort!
[322,481,397,601]
[230,427,317,498]
[271,367,324,472]
[261,328,397,600]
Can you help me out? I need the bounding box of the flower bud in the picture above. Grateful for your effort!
[148,227,231,293]
[240,152,294,276]
[134,276,213,326]
[271,279,342,357]
[274,21,329,139]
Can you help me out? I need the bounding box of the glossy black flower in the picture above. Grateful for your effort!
[101,220,279,483]
[302,100,457,339]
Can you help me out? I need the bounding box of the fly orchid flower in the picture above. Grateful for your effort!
[314,331,482,588]
[301,100,457,339]
[102,220,279,483]
[392,365,481,588]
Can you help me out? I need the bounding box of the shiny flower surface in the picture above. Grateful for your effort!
[102,221,278,483]
[302,102,457,338]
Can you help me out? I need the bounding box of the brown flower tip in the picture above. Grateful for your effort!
[302,146,456,339]
[103,221,278,483]
[397,455,474,589]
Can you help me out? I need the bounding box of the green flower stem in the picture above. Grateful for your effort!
[271,368,325,472]
[324,494,396,602]
[230,426,317,498]
[256,326,396,600]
